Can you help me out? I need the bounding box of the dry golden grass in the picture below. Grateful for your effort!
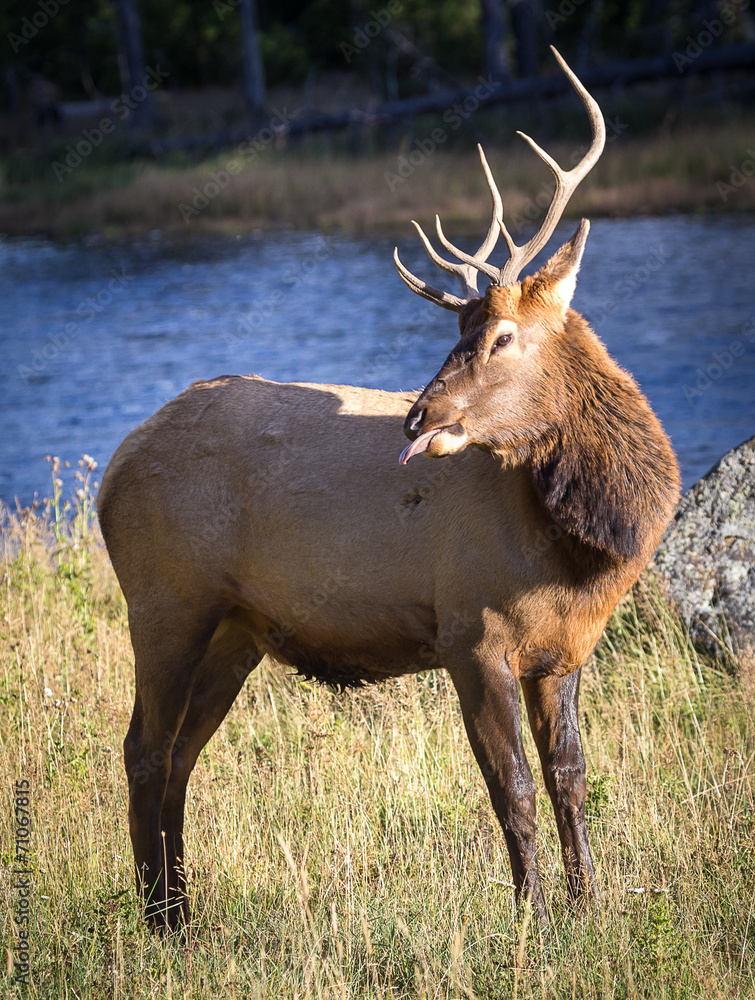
[1,117,754,239]
[1,467,754,998]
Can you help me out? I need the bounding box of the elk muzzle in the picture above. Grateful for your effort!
[400,397,468,465]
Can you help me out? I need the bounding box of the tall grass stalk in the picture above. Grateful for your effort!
[1,466,753,998]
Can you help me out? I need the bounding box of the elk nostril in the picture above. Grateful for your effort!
[404,407,426,440]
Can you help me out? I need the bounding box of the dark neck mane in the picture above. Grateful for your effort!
[529,317,680,565]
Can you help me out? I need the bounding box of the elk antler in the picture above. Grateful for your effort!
[393,46,606,312]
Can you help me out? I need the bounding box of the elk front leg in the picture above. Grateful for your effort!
[521,668,598,906]
[449,655,547,921]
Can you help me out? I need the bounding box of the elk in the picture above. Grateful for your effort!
[97,47,680,930]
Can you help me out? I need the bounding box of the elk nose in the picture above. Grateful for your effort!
[403,407,426,440]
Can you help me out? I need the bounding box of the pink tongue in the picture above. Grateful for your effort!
[399,429,440,466]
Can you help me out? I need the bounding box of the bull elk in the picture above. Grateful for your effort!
[98,47,680,930]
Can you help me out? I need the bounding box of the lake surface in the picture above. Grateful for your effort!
[1,216,753,507]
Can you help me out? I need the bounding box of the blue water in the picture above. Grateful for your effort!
[1,216,753,506]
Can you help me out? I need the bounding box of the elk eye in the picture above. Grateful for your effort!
[493,333,513,351]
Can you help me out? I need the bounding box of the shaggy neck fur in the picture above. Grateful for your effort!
[526,312,680,565]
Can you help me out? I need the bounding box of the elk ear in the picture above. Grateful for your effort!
[539,219,590,317]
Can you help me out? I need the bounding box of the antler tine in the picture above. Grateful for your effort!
[497,214,518,260]
[497,45,606,286]
[393,144,507,308]
[434,216,500,285]
[432,144,506,286]
[475,144,505,255]
[411,220,480,297]
[475,141,519,260]
[393,248,467,312]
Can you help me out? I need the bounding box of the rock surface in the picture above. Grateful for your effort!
[650,433,755,673]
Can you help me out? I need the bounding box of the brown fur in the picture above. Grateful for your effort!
[98,229,679,929]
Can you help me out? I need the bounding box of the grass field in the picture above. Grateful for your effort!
[2,111,754,239]
[1,468,754,999]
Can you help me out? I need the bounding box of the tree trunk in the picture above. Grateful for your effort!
[239,0,266,119]
[577,0,604,70]
[480,0,510,82]
[113,0,152,124]
[510,0,539,78]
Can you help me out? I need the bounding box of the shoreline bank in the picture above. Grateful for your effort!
[2,118,754,240]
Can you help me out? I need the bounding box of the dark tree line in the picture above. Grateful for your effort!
[2,0,752,113]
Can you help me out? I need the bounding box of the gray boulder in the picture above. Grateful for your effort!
[650,434,755,673]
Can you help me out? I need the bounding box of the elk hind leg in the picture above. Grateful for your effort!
[160,626,263,925]
[123,601,220,930]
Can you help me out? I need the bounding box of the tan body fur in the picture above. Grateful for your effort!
[102,373,639,689]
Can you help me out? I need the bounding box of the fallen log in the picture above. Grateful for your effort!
[135,42,755,157]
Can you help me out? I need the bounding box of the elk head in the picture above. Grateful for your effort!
[395,47,606,467]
